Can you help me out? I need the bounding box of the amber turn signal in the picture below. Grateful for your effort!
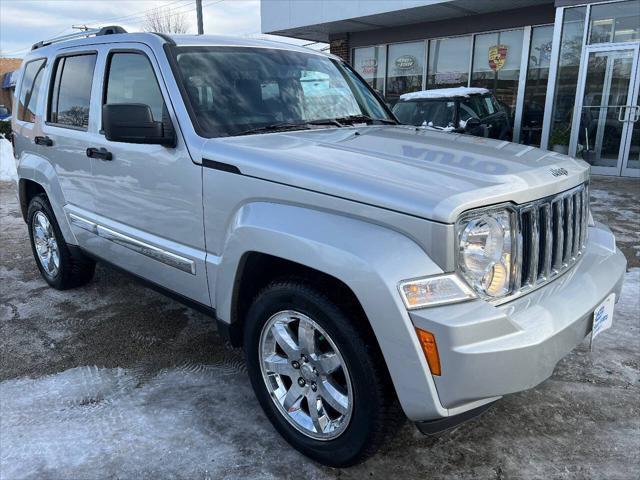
[415,328,441,376]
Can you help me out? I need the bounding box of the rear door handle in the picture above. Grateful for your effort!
[34,136,53,146]
[86,147,112,161]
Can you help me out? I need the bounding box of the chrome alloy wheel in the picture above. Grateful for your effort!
[259,310,353,440]
[32,211,60,277]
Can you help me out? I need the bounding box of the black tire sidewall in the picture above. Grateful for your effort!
[27,195,67,288]
[244,282,387,467]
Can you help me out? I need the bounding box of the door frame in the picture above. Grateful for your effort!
[569,41,640,176]
[621,45,640,177]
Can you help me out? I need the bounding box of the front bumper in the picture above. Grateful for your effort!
[410,223,626,411]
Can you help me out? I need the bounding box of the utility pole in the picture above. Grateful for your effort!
[196,0,204,35]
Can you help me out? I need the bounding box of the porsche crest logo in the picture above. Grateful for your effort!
[489,44,508,71]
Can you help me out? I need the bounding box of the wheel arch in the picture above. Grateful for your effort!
[211,201,449,420]
[17,154,77,244]
[18,178,46,221]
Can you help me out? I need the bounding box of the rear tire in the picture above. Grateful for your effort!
[27,194,95,290]
[244,280,402,467]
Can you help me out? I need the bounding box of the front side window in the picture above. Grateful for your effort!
[48,54,97,129]
[18,59,46,123]
[459,95,491,121]
[172,47,393,138]
[104,52,165,122]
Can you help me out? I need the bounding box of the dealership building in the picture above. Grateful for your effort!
[262,0,640,177]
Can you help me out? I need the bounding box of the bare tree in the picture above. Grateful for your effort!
[144,7,188,34]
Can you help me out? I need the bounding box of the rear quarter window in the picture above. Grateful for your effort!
[17,59,47,123]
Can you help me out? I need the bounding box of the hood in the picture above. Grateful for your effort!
[202,126,589,224]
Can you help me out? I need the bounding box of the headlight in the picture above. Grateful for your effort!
[457,207,515,299]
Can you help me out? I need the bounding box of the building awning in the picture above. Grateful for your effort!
[2,71,17,89]
[262,0,552,42]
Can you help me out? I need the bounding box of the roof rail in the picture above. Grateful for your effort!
[31,26,127,50]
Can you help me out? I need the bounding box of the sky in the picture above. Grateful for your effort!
[0,0,325,58]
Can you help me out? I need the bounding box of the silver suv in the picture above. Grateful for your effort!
[11,27,626,467]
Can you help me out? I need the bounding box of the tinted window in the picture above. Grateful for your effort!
[105,53,165,122]
[393,100,455,128]
[174,47,391,137]
[459,95,491,121]
[18,59,46,123]
[49,54,97,128]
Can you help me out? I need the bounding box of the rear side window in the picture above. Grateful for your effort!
[48,54,97,129]
[104,52,165,122]
[18,59,46,123]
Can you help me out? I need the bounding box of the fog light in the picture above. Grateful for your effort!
[415,328,441,376]
[399,274,476,309]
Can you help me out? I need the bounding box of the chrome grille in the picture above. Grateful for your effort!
[515,183,589,291]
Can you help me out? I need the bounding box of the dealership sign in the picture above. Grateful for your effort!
[488,44,508,71]
[395,55,417,70]
[359,58,378,75]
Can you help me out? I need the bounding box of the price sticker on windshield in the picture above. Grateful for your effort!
[590,293,615,350]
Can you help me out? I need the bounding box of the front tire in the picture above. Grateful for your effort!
[27,194,95,289]
[244,280,401,467]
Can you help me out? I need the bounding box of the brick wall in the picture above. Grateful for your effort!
[0,58,23,114]
[329,35,350,63]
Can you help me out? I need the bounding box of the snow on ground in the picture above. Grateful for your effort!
[0,138,17,182]
[0,269,637,479]
[400,87,489,101]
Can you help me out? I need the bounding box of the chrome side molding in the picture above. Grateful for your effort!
[68,213,196,275]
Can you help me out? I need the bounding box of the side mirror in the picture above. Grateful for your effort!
[464,117,482,131]
[102,103,176,147]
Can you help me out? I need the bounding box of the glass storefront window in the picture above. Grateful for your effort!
[520,25,554,146]
[353,46,386,96]
[427,36,471,89]
[385,41,425,104]
[547,6,587,152]
[589,0,640,44]
[471,29,524,123]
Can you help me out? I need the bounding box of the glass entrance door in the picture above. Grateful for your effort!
[571,44,640,176]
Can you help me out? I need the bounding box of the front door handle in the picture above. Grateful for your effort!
[86,147,112,161]
[34,135,53,146]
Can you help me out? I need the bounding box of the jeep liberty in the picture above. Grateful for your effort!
[11,27,626,466]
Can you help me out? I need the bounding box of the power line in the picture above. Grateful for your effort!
[83,0,191,26]
[1,0,234,57]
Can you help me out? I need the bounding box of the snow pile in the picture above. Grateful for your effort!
[419,120,457,132]
[0,138,17,181]
[400,87,490,101]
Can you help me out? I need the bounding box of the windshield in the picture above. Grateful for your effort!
[172,46,393,137]
[0,107,8,115]
[393,100,455,128]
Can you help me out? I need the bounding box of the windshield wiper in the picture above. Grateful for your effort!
[234,119,344,137]
[334,114,398,125]
[234,122,312,136]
